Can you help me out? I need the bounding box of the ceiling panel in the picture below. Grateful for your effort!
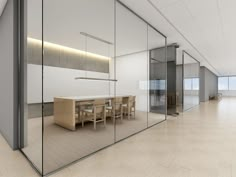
[121,0,236,76]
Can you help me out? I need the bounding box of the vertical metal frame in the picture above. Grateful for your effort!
[42,0,44,175]
[182,50,185,111]
[18,0,44,176]
[18,0,26,149]
[165,37,168,120]
[147,24,149,127]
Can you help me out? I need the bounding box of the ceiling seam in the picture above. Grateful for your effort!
[147,0,221,76]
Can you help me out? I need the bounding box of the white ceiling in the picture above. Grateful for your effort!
[120,0,236,76]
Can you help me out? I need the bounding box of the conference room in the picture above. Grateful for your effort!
[21,0,167,175]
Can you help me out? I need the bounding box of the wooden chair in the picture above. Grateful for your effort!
[122,96,136,119]
[106,97,123,123]
[81,99,106,130]
[76,101,93,124]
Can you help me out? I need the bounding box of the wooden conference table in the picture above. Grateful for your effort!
[54,95,130,131]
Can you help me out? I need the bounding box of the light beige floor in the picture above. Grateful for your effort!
[1,98,236,177]
[0,135,38,177]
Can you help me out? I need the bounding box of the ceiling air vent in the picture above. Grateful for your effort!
[0,0,8,17]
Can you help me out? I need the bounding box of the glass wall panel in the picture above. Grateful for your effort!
[148,26,167,126]
[183,52,200,111]
[21,0,43,173]
[21,0,168,175]
[176,49,183,112]
[115,2,148,141]
[43,0,115,174]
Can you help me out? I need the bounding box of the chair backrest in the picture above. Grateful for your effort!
[122,96,129,105]
[128,96,136,107]
[111,97,123,111]
[93,99,106,113]
[94,99,106,106]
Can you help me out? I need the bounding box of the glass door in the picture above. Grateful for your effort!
[183,51,200,111]
[148,26,167,126]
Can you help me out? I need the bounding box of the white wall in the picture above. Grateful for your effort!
[200,66,218,102]
[0,0,18,149]
[27,64,111,103]
[28,51,154,112]
[115,52,149,112]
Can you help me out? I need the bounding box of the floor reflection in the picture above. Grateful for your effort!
[23,111,165,174]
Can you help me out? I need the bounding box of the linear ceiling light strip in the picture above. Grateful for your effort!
[80,32,113,45]
[27,37,110,61]
[75,77,117,82]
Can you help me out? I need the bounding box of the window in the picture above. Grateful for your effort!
[229,77,236,90]
[218,77,229,90]
[149,80,166,90]
[184,78,199,90]
[184,79,192,90]
[192,78,199,90]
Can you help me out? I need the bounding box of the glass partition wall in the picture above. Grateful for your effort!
[20,0,167,175]
[148,27,167,126]
[183,51,200,111]
[115,2,149,140]
[176,49,183,112]
[43,0,115,174]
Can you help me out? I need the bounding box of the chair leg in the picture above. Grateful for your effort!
[112,111,115,124]
[134,104,136,119]
[124,109,127,118]
[104,109,106,127]
[128,107,130,120]
[82,112,84,127]
[93,113,96,130]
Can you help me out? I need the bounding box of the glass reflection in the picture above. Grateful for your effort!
[115,2,148,141]
[148,26,167,126]
[21,0,43,173]
[176,50,183,112]
[43,0,115,174]
[21,0,168,175]
[183,51,200,111]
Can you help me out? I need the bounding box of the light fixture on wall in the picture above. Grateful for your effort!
[27,37,111,61]
[80,32,113,45]
[75,77,117,82]
[0,0,7,17]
